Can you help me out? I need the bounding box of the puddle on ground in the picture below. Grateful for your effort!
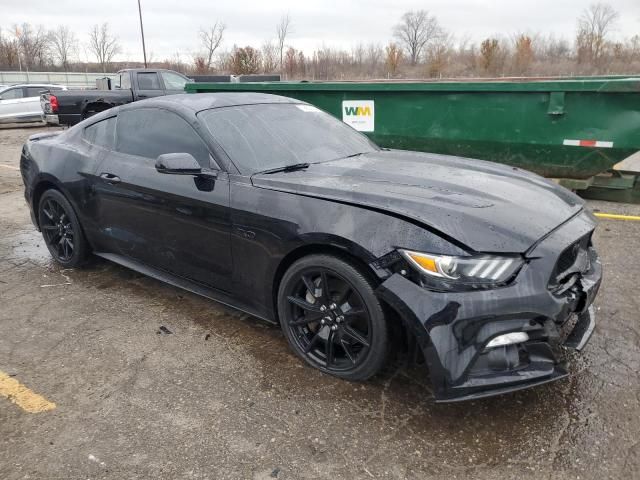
[2,229,55,267]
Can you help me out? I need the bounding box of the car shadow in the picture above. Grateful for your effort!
[65,254,583,467]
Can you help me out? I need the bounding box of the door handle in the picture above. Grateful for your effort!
[100,172,121,184]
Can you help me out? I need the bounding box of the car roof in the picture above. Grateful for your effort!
[122,92,304,113]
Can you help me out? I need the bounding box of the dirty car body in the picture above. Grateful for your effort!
[20,93,602,402]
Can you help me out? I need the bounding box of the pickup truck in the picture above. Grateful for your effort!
[41,68,192,126]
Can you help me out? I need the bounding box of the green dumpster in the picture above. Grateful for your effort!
[186,77,640,183]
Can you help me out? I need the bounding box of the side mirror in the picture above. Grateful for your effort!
[155,153,202,175]
[156,153,219,180]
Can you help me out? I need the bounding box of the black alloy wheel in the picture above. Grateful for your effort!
[278,254,388,381]
[38,189,89,267]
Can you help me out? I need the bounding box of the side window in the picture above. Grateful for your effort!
[120,73,131,90]
[26,87,48,97]
[1,88,24,100]
[84,117,117,149]
[115,109,211,166]
[160,71,188,90]
[136,72,161,90]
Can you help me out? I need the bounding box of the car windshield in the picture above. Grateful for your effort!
[198,103,378,174]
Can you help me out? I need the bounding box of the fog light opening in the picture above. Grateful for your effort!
[486,332,529,349]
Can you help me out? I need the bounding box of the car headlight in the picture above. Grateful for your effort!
[399,249,524,290]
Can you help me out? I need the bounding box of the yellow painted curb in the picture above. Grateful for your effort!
[0,370,56,413]
[594,213,640,221]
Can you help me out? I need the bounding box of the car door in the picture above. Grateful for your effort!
[63,115,118,247]
[25,86,50,120]
[0,86,26,122]
[94,107,233,291]
[134,72,165,100]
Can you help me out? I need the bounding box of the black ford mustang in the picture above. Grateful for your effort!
[20,93,602,402]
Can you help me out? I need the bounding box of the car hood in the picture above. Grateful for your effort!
[251,150,585,253]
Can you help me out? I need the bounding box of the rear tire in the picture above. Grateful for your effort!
[38,189,90,268]
[278,254,388,381]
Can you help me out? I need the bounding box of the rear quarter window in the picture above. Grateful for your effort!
[83,117,117,149]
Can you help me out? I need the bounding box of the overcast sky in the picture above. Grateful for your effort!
[2,0,639,62]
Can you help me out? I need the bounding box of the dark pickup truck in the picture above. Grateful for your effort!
[41,68,191,126]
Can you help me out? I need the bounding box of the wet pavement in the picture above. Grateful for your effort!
[1,125,639,479]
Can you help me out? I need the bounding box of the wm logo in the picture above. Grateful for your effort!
[344,105,372,116]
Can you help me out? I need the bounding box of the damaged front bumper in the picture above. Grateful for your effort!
[377,211,602,402]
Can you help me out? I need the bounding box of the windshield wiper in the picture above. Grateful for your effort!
[258,163,311,175]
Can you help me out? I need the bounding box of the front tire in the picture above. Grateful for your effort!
[38,189,89,268]
[278,254,388,381]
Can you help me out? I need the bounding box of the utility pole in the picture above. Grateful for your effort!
[137,0,148,67]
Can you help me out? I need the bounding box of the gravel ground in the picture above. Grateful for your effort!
[1,124,639,480]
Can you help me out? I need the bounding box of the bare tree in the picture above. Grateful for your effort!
[297,50,306,77]
[163,52,186,72]
[365,43,383,76]
[200,22,225,72]
[537,34,567,60]
[426,33,453,77]
[87,23,121,72]
[513,34,534,75]
[385,42,403,77]
[276,14,292,71]
[13,23,50,70]
[193,56,207,74]
[352,43,365,66]
[576,2,619,69]
[479,38,502,75]
[0,27,20,69]
[229,46,261,75]
[450,36,477,77]
[49,26,77,70]
[284,47,298,78]
[393,10,442,65]
[261,40,278,73]
[630,35,640,61]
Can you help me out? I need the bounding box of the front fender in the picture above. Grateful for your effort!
[231,179,467,320]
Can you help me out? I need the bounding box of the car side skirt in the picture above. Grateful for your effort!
[94,252,277,325]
